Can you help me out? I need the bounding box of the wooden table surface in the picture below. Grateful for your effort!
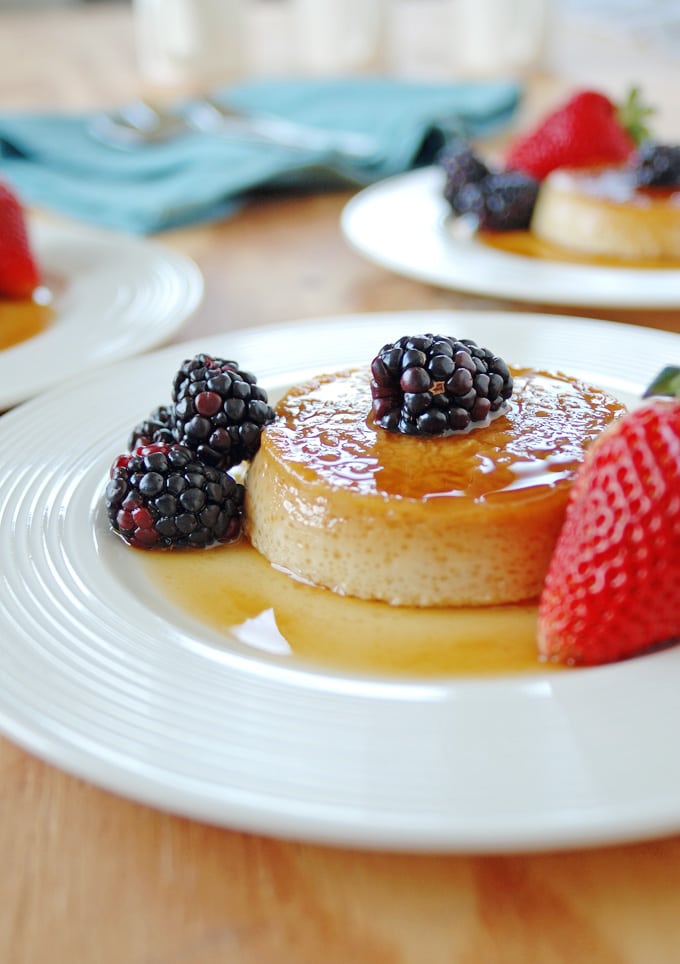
[1,4,680,963]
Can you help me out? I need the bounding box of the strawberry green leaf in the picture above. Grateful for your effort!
[616,86,654,145]
[643,366,680,399]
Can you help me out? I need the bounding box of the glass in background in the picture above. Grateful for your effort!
[387,0,550,80]
[130,0,552,94]
[132,0,244,91]
[288,0,386,74]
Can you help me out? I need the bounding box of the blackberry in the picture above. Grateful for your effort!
[128,404,175,449]
[633,141,680,187]
[476,172,539,230]
[105,442,244,549]
[452,171,538,231]
[171,353,275,469]
[440,138,539,230]
[370,334,513,437]
[439,140,490,210]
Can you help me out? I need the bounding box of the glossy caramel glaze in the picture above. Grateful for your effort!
[266,366,625,504]
[546,167,680,206]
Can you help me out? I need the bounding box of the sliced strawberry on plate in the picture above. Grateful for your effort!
[505,87,652,180]
[537,366,680,666]
[0,181,41,299]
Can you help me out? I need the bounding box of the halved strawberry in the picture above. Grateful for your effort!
[506,88,652,181]
[0,181,41,299]
[537,367,680,666]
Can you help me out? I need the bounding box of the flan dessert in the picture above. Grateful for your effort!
[530,166,680,261]
[245,362,625,608]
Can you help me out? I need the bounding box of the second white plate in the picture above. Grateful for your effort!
[341,166,680,309]
[0,219,203,410]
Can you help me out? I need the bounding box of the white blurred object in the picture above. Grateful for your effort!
[289,0,386,74]
[557,0,680,55]
[132,0,244,89]
[449,0,550,76]
[385,0,550,79]
[550,0,680,71]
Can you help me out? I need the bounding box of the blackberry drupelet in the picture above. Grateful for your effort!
[633,141,680,187]
[171,353,275,469]
[128,404,175,449]
[370,334,513,437]
[105,442,244,549]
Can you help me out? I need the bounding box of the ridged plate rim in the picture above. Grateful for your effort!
[0,219,203,409]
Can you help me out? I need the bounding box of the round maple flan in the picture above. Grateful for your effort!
[244,366,625,607]
[530,166,680,262]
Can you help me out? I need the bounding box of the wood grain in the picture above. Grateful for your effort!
[4,729,680,964]
[1,5,680,963]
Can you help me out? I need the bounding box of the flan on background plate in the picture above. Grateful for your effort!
[531,166,680,262]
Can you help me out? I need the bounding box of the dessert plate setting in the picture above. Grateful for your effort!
[0,219,203,410]
[341,166,680,309]
[2,310,680,854]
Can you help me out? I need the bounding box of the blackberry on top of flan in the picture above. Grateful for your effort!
[244,334,625,608]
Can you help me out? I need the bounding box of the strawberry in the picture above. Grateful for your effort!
[0,181,40,299]
[505,88,652,180]
[537,367,680,666]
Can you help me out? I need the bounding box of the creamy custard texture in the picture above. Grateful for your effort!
[268,366,623,502]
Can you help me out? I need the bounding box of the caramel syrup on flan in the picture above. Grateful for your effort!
[264,367,618,503]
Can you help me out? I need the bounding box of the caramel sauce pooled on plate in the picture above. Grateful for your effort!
[0,287,54,351]
[141,541,547,678]
[479,229,680,269]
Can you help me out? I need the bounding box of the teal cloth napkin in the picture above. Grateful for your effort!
[0,77,521,235]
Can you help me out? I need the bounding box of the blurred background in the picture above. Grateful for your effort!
[4,1,680,64]
[3,0,679,82]
[1,0,677,137]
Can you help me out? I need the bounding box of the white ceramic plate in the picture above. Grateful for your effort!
[341,166,680,308]
[0,220,203,410]
[2,310,680,854]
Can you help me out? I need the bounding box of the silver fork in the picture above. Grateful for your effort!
[88,97,377,160]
